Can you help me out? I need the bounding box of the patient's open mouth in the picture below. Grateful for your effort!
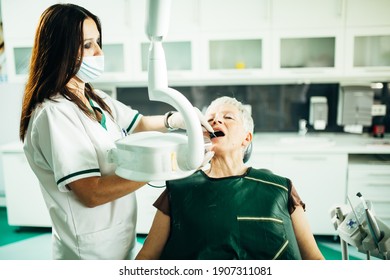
[210,131,225,138]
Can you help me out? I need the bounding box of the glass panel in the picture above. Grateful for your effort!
[353,35,390,67]
[141,41,192,71]
[102,44,125,72]
[209,39,262,70]
[14,47,32,75]
[116,83,343,132]
[280,37,335,68]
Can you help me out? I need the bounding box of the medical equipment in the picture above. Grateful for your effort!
[109,0,206,182]
[330,192,390,260]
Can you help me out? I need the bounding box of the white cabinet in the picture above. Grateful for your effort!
[1,145,51,227]
[270,0,345,79]
[271,0,344,29]
[3,0,390,84]
[343,0,390,78]
[272,30,344,79]
[72,0,131,40]
[130,0,200,37]
[347,154,390,226]
[344,27,390,78]
[1,0,55,41]
[1,0,56,82]
[345,0,390,28]
[200,32,271,82]
[199,0,271,32]
[198,0,271,81]
[249,152,348,235]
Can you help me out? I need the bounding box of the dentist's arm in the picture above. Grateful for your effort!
[67,175,146,208]
[133,109,214,133]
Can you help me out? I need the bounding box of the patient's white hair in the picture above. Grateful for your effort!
[206,96,254,134]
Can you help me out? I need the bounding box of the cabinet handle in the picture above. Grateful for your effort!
[367,183,390,188]
[337,0,345,18]
[361,68,390,73]
[266,0,271,20]
[291,156,327,161]
[216,71,257,76]
[124,0,130,28]
[288,70,326,74]
[367,173,390,178]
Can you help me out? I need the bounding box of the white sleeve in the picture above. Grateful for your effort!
[33,104,101,192]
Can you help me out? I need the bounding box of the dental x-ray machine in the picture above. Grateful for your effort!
[330,192,390,260]
[109,0,205,182]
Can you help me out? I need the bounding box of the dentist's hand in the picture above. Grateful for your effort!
[166,107,214,133]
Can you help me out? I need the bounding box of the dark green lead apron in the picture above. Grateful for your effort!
[160,168,302,260]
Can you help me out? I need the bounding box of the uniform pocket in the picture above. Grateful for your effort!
[237,216,288,260]
[77,222,135,259]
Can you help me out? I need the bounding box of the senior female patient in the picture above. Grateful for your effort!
[136,96,325,260]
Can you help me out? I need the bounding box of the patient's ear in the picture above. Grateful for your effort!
[242,132,253,163]
[242,131,253,146]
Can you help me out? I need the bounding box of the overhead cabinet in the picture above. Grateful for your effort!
[344,27,390,78]
[271,0,345,29]
[272,30,344,79]
[2,0,390,84]
[199,0,271,32]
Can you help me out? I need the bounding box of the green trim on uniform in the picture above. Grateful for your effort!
[57,168,100,185]
[95,107,106,129]
[89,99,107,130]
[126,112,140,133]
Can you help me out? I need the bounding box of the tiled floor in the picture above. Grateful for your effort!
[0,207,374,260]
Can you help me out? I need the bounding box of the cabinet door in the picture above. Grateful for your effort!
[271,0,344,29]
[4,40,32,83]
[2,152,51,227]
[129,0,199,37]
[271,154,348,235]
[272,29,344,78]
[68,0,131,40]
[199,0,271,32]
[345,0,390,27]
[347,160,390,226]
[1,0,56,41]
[344,27,390,78]
[133,33,198,82]
[200,32,271,82]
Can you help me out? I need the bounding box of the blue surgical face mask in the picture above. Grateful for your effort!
[76,55,104,83]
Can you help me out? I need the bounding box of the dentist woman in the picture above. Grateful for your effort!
[19,3,211,260]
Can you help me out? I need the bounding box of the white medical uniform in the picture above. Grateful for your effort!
[23,90,142,259]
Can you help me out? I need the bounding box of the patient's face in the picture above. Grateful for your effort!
[205,103,248,156]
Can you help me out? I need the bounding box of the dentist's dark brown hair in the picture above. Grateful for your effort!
[20,3,112,141]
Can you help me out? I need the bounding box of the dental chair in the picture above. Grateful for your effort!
[330,192,390,260]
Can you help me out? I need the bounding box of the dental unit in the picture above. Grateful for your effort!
[109,0,205,181]
[330,192,390,260]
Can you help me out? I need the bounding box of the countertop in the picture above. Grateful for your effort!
[251,133,390,154]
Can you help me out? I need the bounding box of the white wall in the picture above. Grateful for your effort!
[0,82,24,196]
